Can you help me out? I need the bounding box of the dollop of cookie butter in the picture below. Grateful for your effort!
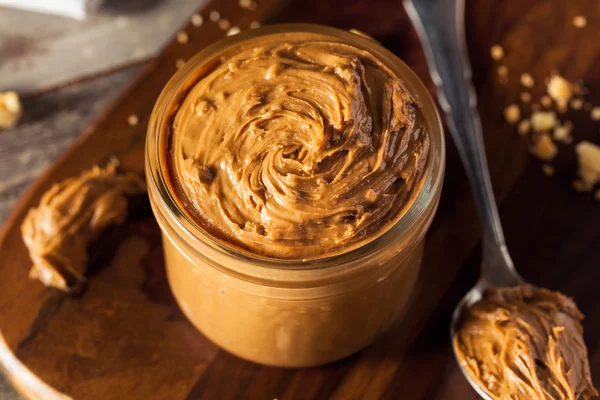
[21,160,146,292]
[169,34,429,258]
[453,285,598,400]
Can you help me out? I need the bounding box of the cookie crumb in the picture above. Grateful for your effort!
[520,73,535,88]
[591,107,600,121]
[547,75,573,108]
[497,65,508,77]
[490,45,504,61]
[517,119,531,135]
[250,20,261,29]
[218,19,231,30]
[239,0,257,10]
[541,95,553,108]
[542,164,555,176]
[504,104,520,124]
[530,133,558,161]
[553,122,573,143]
[520,92,532,103]
[177,31,189,44]
[127,114,139,126]
[209,10,220,22]
[191,13,203,27]
[575,141,600,190]
[573,16,587,28]
[227,26,241,36]
[175,59,185,69]
[0,91,22,129]
[570,98,583,110]
[531,111,557,132]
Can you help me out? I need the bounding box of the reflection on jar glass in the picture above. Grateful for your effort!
[146,24,445,367]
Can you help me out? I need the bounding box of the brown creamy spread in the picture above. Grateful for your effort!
[169,33,429,258]
[21,159,146,292]
[453,285,598,400]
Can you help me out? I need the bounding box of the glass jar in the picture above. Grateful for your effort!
[146,24,445,367]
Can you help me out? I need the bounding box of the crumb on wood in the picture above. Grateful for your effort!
[531,111,557,132]
[218,19,231,31]
[504,104,520,124]
[542,164,555,176]
[553,122,573,143]
[570,98,583,110]
[209,10,220,22]
[0,91,22,129]
[575,141,600,191]
[518,119,531,135]
[541,96,553,108]
[520,73,535,88]
[530,133,558,161]
[497,65,508,77]
[227,26,241,36]
[547,75,573,107]
[177,31,189,44]
[128,114,139,126]
[191,13,203,27]
[239,0,258,10]
[490,45,504,61]
[573,16,587,28]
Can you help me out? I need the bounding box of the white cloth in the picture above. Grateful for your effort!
[0,0,104,20]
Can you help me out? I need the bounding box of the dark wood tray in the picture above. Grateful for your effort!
[1,0,599,399]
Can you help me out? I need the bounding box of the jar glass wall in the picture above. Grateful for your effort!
[146,24,445,367]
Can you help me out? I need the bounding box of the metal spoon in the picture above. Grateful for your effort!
[404,0,524,398]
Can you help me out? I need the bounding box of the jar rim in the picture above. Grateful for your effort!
[146,23,445,280]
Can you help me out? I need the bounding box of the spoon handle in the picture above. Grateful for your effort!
[404,0,520,285]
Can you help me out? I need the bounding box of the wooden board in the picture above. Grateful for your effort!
[1,0,599,399]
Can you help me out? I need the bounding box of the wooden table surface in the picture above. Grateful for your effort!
[1,0,599,399]
[0,0,206,94]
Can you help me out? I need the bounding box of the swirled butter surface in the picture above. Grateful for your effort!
[168,33,429,258]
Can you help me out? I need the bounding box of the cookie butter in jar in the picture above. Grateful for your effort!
[146,24,445,367]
